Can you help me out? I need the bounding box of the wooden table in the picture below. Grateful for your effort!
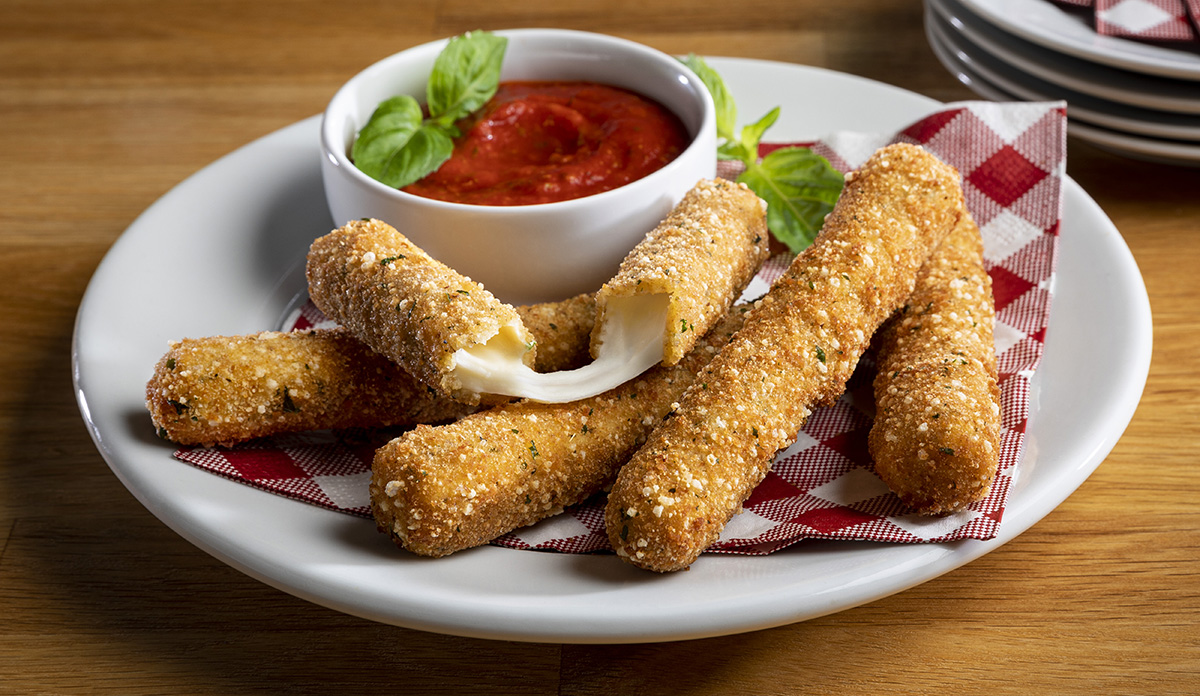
[3,1,1197,692]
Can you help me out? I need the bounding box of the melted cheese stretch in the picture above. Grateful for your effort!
[451,294,668,403]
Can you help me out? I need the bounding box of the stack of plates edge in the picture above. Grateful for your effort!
[926,0,1200,165]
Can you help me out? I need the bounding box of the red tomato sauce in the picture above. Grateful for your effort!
[402,81,690,206]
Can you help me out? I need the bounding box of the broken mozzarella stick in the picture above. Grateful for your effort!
[605,143,966,572]
[306,218,537,405]
[370,306,753,558]
[146,294,597,447]
[447,178,768,402]
[870,211,1001,515]
[591,178,769,366]
[310,181,767,406]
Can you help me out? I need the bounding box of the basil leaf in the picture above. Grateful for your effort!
[378,124,456,188]
[717,141,751,162]
[351,95,424,183]
[680,54,736,142]
[738,106,780,155]
[738,147,844,254]
[427,31,507,126]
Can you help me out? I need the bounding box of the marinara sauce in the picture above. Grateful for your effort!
[402,81,690,206]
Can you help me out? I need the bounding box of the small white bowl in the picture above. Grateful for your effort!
[320,28,717,304]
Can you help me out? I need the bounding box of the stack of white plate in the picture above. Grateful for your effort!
[926,0,1200,165]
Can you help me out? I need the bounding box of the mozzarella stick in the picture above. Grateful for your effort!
[605,143,965,572]
[869,211,1001,514]
[592,178,768,366]
[306,218,536,404]
[516,292,597,373]
[370,306,753,558]
[145,328,472,448]
[147,294,597,447]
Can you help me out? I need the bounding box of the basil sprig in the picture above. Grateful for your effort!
[682,54,844,254]
[352,31,508,189]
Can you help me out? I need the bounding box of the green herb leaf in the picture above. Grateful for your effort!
[351,95,426,186]
[353,31,506,189]
[426,31,508,127]
[680,54,736,142]
[372,123,456,189]
[738,106,780,156]
[680,58,846,254]
[738,147,844,254]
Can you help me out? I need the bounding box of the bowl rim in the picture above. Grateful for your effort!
[319,28,717,214]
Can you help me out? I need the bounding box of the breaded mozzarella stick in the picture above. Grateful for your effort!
[448,179,768,402]
[605,143,966,572]
[592,178,769,366]
[869,211,1001,515]
[146,294,597,447]
[145,328,473,448]
[515,293,597,373]
[307,218,536,404]
[370,306,753,558]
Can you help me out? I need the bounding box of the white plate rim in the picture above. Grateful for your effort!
[71,57,1153,643]
[957,0,1200,79]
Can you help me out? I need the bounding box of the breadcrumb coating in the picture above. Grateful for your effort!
[869,211,1000,515]
[592,178,768,365]
[371,306,753,558]
[306,218,535,404]
[146,294,597,447]
[145,328,472,448]
[517,293,597,373]
[605,143,966,572]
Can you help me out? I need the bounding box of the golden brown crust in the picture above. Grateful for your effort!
[519,293,597,373]
[370,306,752,558]
[869,211,1000,515]
[605,143,966,572]
[145,295,598,448]
[592,179,769,365]
[145,328,473,448]
[306,218,535,403]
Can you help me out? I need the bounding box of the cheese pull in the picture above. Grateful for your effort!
[307,180,768,404]
[450,178,768,402]
[452,293,668,403]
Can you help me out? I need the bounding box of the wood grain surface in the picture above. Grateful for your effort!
[2,1,1197,693]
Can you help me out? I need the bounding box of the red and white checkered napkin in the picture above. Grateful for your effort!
[1053,0,1200,42]
[175,100,1068,556]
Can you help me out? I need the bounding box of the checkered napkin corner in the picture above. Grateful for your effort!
[1052,0,1200,42]
[176,101,1067,556]
[178,431,378,517]
[1098,0,1199,41]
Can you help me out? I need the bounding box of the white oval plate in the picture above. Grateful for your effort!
[72,58,1152,643]
[958,0,1200,80]
[929,18,1200,165]
[933,0,1200,114]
